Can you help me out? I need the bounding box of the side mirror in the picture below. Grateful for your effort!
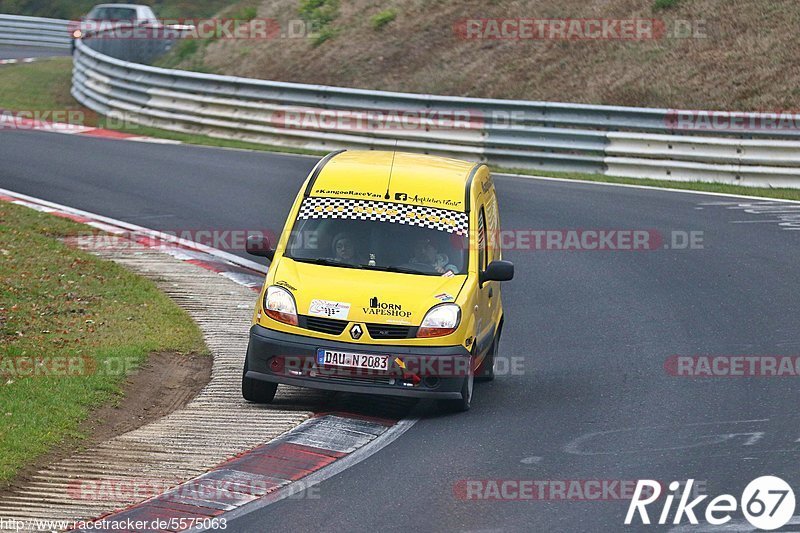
[480,260,514,285]
[246,235,274,260]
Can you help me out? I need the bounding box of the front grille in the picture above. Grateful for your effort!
[366,323,416,339]
[298,316,416,339]
[300,315,348,335]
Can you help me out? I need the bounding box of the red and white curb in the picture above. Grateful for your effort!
[0,187,263,292]
[0,115,182,144]
[0,57,38,65]
[74,413,415,532]
[0,188,418,532]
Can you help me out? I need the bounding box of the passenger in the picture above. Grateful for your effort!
[331,232,357,262]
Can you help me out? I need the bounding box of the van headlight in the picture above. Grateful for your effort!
[417,304,461,338]
[264,286,298,326]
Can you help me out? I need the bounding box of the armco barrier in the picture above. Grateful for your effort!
[4,13,800,187]
[0,14,70,48]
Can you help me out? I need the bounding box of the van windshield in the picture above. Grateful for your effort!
[285,197,469,276]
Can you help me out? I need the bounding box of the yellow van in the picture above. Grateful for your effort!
[243,150,513,411]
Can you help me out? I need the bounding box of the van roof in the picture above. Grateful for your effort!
[306,151,480,212]
[93,4,148,10]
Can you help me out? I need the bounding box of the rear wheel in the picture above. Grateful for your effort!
[242,358,278,403]
[438,357,474,413]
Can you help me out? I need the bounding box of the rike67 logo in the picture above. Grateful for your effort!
[625,476,796,530]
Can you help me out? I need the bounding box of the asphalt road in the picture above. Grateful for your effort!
[2,129,799,532]
[0,45,70,60]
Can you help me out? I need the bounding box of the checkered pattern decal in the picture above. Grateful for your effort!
[299,197,469,235]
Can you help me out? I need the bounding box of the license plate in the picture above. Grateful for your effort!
[316,349,389,371]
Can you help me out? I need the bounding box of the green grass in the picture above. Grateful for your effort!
[227,4,258,21]
[311,26,339,46]
[0,58,78,114]
[298,0,340,46]
[0,203,207,483]
[299,0,339,27]
[654,0,680,10]
[158,39,201,69]
[2,58,799,201]
[154,39,220,72]
[371,9,397,31]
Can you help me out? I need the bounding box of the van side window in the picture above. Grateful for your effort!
[478,207,487,272]
[485,195,499,261]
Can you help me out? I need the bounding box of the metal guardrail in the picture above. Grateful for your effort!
[4,14,800,187]
[71,34,800,186]
[76,26,185,65]
[0,14,71,48]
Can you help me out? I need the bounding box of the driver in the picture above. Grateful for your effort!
[410,238,458,275]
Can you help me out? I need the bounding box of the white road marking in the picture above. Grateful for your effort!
[497,173,800,204]
[565,419,771,456]
[696,200,800,230]
[668,514,800,532]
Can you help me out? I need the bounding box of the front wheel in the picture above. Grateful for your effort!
[438,359,473,413]
[242,358,278,403]
[475,334,498,382]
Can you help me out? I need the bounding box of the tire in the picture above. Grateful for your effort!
[475,334,498,382]
[438,357,474,413]
[242,358,278,404]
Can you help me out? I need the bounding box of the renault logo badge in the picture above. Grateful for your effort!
[350,323,364,340]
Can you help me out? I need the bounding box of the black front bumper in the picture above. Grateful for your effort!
[245,324,471,399]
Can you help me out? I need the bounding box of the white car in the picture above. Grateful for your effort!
[71,3,158,46]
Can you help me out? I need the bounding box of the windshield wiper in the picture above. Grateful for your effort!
[359,264,434,275]
[290,257,364,269]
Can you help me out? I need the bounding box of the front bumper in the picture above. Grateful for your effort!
[245,324,471,399]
